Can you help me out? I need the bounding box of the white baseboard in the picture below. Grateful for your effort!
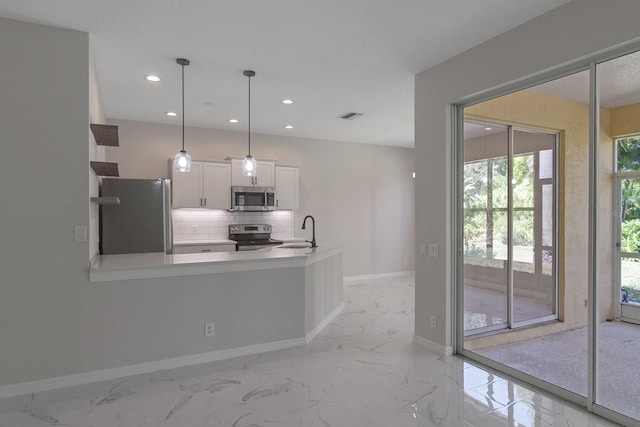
[0,303,345,400]
[413,334,453,357]
[0,337,303,400]
[344,270,414,282]
[305,303,345,343]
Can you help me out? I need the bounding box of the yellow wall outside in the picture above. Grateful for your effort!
[464,88,617,350]
[610,103,640,138]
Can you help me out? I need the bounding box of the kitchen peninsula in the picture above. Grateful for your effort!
[88,245,343,375]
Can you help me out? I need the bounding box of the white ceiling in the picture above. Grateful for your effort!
[0,0,570,147]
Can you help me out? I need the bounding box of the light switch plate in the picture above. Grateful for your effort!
[74,225,87,242]
[428,244,439,257]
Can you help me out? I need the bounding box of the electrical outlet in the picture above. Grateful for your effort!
[420,243,426,256]
[204,322,214,337]
[430,315,437,328]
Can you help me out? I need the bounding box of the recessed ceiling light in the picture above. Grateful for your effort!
[484,127,493,131]
[145,75,161,82]
[229,119,239,124]
[166,112,177,117]
[281,99,294,105]
[283,125,293,129]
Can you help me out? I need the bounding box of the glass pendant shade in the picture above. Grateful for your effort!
[175,150,191,172]
[242,154,257,176]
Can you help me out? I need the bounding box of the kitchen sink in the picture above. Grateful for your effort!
[278,243,311,248]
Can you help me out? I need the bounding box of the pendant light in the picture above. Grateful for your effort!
[174,58,191,172]
[241,70,257,177]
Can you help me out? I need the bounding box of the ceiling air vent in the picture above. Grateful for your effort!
[339,112,363,120]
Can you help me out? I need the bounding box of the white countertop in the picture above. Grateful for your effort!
[90,244,342,283]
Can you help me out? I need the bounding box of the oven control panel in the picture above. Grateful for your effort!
[229,224,272,235]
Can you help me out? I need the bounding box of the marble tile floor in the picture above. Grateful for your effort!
[0,275,620,427]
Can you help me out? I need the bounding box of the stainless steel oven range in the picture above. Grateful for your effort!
[229,224,283,251]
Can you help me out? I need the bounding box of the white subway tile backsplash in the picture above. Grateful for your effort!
[172,209,294,242]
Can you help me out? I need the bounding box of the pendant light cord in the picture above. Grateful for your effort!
[247,73,251,156]
[181,62,185,152]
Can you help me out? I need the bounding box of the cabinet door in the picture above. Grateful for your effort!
[202,162,231,209]
[231,158,276,187]
[230,158,254,186]
[172,160,203,208]
[275,166,299,210]
[256,160,275,187]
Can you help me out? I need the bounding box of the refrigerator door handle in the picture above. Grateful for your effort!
[164,179,173,255]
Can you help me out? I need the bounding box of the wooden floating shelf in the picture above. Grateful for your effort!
[90,196,120,205]
[90,161,119,177]
[90,124,119,147]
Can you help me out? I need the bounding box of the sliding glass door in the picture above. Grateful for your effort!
[615,174,640,324]
[512,130,557,326]
[458,46,640,425]
[460,69,590,400]
[463,123,509,334]
[463,123,557,336]
[595,51,640,423]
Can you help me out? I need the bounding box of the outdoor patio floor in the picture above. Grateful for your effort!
[471,320,640,421]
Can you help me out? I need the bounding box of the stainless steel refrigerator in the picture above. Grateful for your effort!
[100,178,173,255]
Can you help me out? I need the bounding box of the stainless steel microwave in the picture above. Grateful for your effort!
[231,186,276,211]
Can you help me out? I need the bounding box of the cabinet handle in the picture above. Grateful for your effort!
[204,198,207,206]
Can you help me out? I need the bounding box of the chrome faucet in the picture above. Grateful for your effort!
[302,215,317,248]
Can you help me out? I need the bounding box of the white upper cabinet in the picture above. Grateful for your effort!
[171,160,231,209]
[230,158,275,187]
[202,162,231,209]
[275,166,299,210]
[171,160,202,208]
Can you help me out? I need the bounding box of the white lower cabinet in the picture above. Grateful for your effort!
[171,160,231,209]
[275,166,299,210]
[173,243,236,254]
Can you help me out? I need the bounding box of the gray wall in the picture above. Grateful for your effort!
[414,0,640,351]
[106,119,415,277]
[0,18,90,385]
[82,267,307,371]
